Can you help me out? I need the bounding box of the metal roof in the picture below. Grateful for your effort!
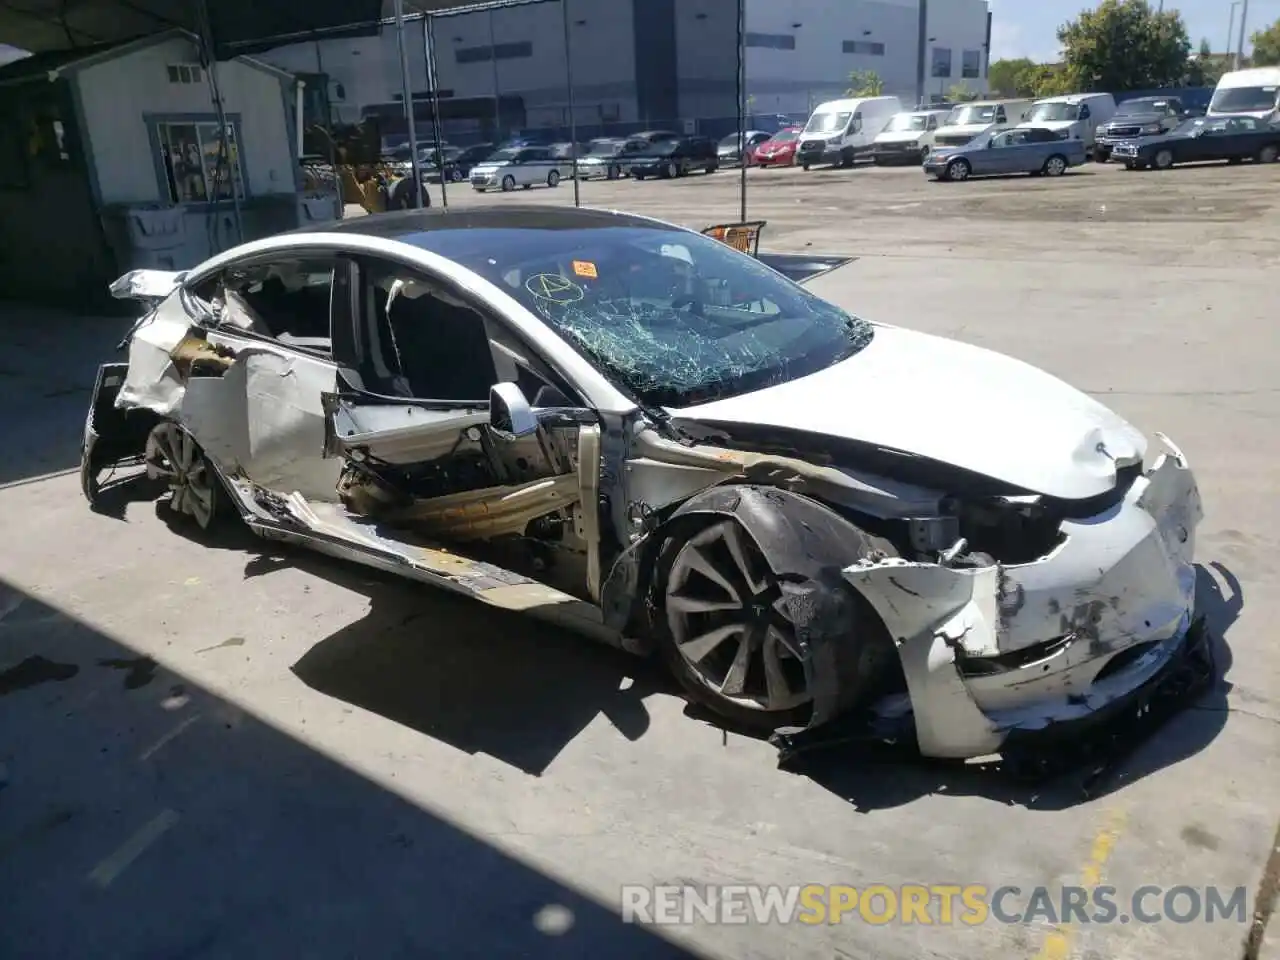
[0,0,551,56]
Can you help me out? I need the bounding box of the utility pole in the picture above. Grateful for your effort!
[1235,0,1249,69]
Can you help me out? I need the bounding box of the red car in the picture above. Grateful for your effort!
[750,127,802,167]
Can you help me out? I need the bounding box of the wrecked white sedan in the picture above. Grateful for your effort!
[82,207,1204,760]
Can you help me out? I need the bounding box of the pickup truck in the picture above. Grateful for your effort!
[923,126,1088,181]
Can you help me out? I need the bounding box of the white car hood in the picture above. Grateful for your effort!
[471,162,510,174]
[1021,119,1074,132]
[875,130,925,144]
[937,122,992,138]
[668,324,1147,500]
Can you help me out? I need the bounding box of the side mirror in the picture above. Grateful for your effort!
[489,382,539,438]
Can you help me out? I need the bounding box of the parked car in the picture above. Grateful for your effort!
[924,126,1087,181]
[872,110,950,164]
[933,99,1033,148]
[450,142,496,178]
[750,127,801,167]
[470,146,570,192]
[1110,114,1280,170]
[796,96,902,169]
[1093,98,1187,162]
[572,138,635,179]
[717,130,772,166]
[87,205,1204,761]
[630,137,720,179]
[632,129,682,144]
[1017,93,1116,151]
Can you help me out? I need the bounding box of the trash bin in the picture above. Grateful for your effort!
[101,204,190,273]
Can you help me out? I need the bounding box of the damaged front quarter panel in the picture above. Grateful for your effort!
[842,434,1205,760]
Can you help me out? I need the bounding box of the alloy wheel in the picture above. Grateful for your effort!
[144,422,217,529]
[664,520,811,713]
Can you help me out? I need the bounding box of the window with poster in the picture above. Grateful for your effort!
[150,115,246,204]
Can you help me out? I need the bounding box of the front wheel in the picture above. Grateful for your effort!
[946,158,971,182]
[1153,148,1175,170]
[547,169,561,188]
[1042,154,1068,177]
[663,161,678,179]
[607,163,620,180]
[801,163,811,171]
[659,519,814,729]
[501,175,516,192]
[144,423,224,531]
[449,168,464,182]
[919,146,931,162]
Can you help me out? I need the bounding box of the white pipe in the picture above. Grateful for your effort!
[295,79,306,160]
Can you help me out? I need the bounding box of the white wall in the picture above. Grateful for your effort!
[75,36,295,205]
[924,0,991,101]
[742,0,989,115]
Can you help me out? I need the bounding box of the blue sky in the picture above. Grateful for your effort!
[990,0,1280,62]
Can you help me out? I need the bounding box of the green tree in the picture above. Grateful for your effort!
[1252,18,1280,66]
[1057,0,1192,92]
[1184,38,1226,86]
[987,57,1037,96]
[947,82,981,102]
[845,69,884,97]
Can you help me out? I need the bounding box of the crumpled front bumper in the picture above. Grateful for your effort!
[843,434,1203,759]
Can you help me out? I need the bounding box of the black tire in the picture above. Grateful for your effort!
[652,515,895,734]
[1153,148,1175,170]
[547,169,560,188]
[1094,150,1110,164]
[1042,154,1068,177]
[1228,156,1244,165]
[663,161,678,179]
[607,164,620,180]
[945,157,971,182]
[839,148,855,168]
[704,163,717,174]
[501,174,516,192]
[802,163,810,171]
[634,172,646,181]
[1256,144,1279,164]
[1123,161,1135,170]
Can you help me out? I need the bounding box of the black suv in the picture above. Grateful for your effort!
[1094,97,1187,161]
[629,136,720,179]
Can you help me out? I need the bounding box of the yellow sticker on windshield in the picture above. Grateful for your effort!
[572,260,598,279]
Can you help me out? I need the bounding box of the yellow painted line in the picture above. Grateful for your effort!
[87,809,179,888]
[1033,806,1129,960]
[139,714,200,761]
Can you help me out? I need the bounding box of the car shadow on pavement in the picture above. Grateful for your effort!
[250,544,675,778]
[747,562,1241,814]
[0,577,706,960]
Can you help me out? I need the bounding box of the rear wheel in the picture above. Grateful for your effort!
[1257,144,1279,164]
[144,423,223,531]
[801,163,811,171]
[1042,154,1068,177]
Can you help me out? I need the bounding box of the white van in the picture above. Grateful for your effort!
[1018,93,1116,148]
[871,109,952,164]
[1208,67,1280,125]
[796,96,903,169]
[933,99,1033,148]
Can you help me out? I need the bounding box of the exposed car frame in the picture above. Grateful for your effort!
[83,208,1205,763]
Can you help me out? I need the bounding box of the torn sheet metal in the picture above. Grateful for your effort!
[842,435,1202,759]
[109,269,185,303]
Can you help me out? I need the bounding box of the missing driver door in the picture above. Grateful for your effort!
[324,256,598,597]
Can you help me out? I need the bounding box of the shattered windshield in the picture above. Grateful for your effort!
[945,104,996,125]
[805,111,852,134]
[404,226,873,407]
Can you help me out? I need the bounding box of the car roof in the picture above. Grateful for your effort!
[288,206,672,241]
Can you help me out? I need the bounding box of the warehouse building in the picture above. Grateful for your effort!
[260,0,992,141]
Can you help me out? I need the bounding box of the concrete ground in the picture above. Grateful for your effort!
[2,159,1278,960]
